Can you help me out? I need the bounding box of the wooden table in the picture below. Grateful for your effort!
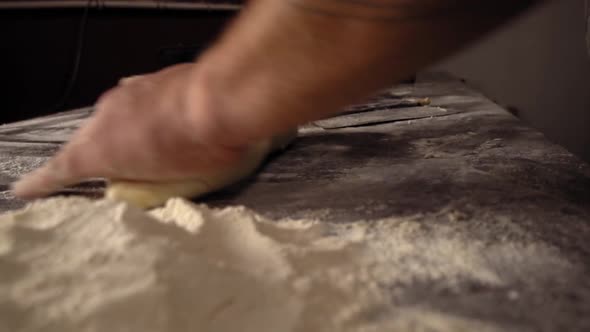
[1,73,589,331]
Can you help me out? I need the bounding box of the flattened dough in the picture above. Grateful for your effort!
[105,129,297,208]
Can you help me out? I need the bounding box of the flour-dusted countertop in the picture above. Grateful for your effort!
[1,73,589,331]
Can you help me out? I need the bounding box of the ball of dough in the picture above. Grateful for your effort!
[105,129,297,209]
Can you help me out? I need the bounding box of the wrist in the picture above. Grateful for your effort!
[181,61,251,150]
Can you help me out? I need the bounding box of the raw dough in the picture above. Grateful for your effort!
[105,130,297,208]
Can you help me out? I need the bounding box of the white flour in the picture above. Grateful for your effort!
[1,198,162,326]
[0,197,577,332]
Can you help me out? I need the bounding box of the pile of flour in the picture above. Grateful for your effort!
[0,197,576,332]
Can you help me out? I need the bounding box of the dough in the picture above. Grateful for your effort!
[105,129,297,209]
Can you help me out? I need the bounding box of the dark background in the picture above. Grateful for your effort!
[0,8,236,123]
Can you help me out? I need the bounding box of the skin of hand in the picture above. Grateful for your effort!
[12,63,247,198]
[13,0,538,198]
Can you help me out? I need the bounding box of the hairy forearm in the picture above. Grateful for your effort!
[194,0,538,144]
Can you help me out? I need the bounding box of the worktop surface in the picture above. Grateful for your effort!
[1,73,589,331]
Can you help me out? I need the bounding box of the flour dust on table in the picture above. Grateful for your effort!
[0,197,582,332]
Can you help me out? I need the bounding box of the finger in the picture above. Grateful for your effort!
[11,159,85,199]
[12,167,64,199]
[11,136,97,198]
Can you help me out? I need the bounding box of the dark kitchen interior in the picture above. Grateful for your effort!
[1,5,236,123]
[1,1,590,331]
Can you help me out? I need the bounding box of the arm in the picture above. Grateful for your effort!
[193,0,538,145]
[13,0,538,198]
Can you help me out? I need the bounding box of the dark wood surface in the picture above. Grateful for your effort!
[1,73,589,331]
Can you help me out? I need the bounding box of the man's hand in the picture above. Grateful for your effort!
[12,63,245,198]
[13,0,537,198]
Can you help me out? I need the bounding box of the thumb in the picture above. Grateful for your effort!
[12,142,93,199]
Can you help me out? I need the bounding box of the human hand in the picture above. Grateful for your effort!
[12,63,246,198]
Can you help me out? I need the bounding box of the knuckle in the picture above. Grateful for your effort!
[95,87,133,115]
[95,88,118,109]
[119,75,142,85]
